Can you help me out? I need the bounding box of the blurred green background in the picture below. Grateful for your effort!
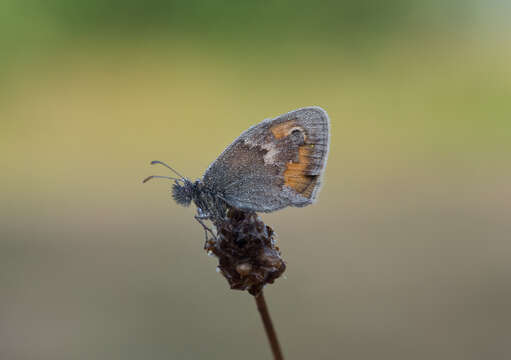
[1,1,510,359]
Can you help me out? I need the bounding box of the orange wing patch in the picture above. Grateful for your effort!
[272,119,318,198]
[270,120,298,139]
[283,145,318,198]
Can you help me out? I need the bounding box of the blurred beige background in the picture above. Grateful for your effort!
[1,2,510,359]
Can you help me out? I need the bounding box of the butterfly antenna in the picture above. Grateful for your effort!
[150,160,186,179]
[143,175,182,184]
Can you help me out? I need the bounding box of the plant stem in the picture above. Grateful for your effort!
[255,291,284,360]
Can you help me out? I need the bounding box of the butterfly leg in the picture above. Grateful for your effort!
[194,210,217,247]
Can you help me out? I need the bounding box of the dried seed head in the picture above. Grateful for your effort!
[206,208,286,296]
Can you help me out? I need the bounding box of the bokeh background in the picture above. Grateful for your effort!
[1,1,510,359]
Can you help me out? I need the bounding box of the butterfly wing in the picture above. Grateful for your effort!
[202,106,330,213]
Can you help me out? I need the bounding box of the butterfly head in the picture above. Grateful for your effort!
[171,179,196,207]
[144,160,197,207]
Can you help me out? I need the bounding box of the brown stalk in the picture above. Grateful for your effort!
[255,291,284,360]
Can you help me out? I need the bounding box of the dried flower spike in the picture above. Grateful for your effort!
[206,207,286,296]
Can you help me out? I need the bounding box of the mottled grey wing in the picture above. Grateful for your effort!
[202,106,330,213]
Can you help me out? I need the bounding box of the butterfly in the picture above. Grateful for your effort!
[144,106,330,236]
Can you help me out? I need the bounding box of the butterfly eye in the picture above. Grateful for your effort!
[289,128,305,145]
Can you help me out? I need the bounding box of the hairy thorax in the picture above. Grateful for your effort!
[193,181,228,223]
